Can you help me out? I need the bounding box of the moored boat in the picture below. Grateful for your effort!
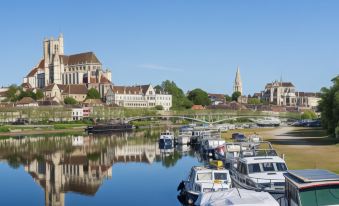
[195,188,279,206]
[230,141,287,201]
[177,161,232,205]
[159,130,174,148]
[86,122,133,133]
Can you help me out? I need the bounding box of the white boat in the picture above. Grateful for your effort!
[196,188,279,206]
[230,141,287,201]
[178,161,232,205]
[253,117,281,127]
[159,130,174,148]
[201,139,225,158]
[177,131,192,145]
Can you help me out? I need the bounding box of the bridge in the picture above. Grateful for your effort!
[123,114,294,124]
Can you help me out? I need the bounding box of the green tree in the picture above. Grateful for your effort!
[18,90,36,100]
[160,80,193,109]
[64,97,78,105]
[318,76,339,136]
[225,94,232,102]
[6,84,20,102]
[247,98,262,105]
[301,110,317,120]
[155,105,163,110]
[154,85,162,93]
[232,91,241,101]
[86,88,101,99]
[188,88,211,106]
[35,89,44,100]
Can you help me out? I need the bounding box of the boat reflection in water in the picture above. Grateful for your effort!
[0,130,195,206]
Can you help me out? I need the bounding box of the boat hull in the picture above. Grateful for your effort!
[86,124,133,133]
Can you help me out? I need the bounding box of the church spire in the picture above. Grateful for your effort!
[233,66,243,94]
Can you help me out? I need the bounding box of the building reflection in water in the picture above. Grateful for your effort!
[0,130,193,206]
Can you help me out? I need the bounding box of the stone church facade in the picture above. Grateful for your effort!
[23,34,112,89]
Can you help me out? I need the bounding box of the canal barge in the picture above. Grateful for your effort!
[86,122,133,133]
[284,169,339,206]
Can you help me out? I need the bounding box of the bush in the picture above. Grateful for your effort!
[155,105,164,110]
[0,126,10,132]
[336,126,339,138]
[64,97,78,105]
[87,88,101,99]
[301,110,317,120]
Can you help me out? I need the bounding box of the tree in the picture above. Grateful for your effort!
[188,88,211,106]
[35,89,44,100]
[160,80,193,109]
[247,98,262,105]
[232,91,241,101]
[318,76,339,136]
[64,97,78,105]
[154,85,162,93]
[301,110,317,120]
[225,94,232,102]
[86,88,101,99]
[155,105,163,110]
[6,84,20,102]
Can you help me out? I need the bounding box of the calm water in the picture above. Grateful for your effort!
[0,130,203,206]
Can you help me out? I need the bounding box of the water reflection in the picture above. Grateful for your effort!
[0,130,197,206]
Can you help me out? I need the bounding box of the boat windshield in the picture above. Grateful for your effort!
[197,172,212,181]
[299,185,339,206]
[214,172,228,180]
[248,162,287,174]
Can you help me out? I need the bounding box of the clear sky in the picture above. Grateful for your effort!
[0,0,338,95]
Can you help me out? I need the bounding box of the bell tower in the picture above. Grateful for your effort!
[43,34,64,86]
[233,66,243,94]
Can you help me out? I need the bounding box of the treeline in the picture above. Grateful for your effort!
[318,76,339,137]
[4,84,43,102]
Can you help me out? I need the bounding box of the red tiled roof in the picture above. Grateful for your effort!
[191,105,205,110]
[111,86,143,94]
[61,52,101,65]
[62,84,88,95]
[27,59,44,77]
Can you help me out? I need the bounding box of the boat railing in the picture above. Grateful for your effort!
[243,175,285,189]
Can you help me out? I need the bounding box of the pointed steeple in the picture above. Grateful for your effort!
[233,66,243,94]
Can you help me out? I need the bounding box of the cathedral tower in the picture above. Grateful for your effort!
[43,34,64,86]
[233,66,243,94]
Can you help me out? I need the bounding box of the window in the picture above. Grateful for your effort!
[197,172,212,181]
[276,163,287,171]
[214,173,227,181]
[248,163,261,173]
[262,162,275,172]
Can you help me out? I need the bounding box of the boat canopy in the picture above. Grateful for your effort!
[196,188,279,206]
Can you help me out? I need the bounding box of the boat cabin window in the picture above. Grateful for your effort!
[214,173,227,181]
[286,181,299,206]
[262,162,275,172]
[248,163,261,173]
[247,162,287,174]
[197,172,212,181]
[299,185,339,206]
[238,162,248,175]
[276,163,287,171]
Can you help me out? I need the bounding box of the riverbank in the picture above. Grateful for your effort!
[221,126,339,173]
[0,124,86,137]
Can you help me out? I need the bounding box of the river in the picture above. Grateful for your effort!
[0,129,203,206]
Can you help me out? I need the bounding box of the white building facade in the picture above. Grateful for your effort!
[105,84,172,110]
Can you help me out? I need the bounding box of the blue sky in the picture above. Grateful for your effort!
[0,0,338,95]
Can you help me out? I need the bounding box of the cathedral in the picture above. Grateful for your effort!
[233,66,243,94]
[23,34,112,89]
